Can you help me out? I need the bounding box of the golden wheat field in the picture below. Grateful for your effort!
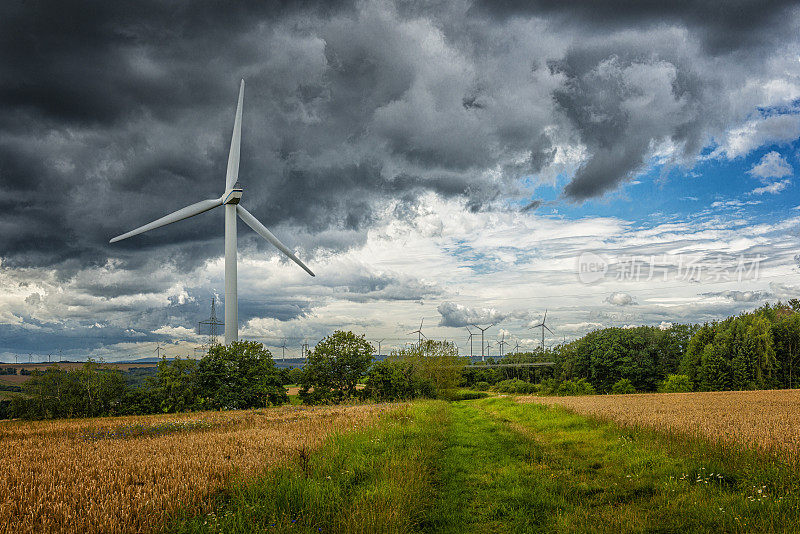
[517,389,800,460]
[0,403,399,534]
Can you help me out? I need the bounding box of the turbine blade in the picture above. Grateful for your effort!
[544,325,554,334]
[109,198,223,243]
[225,79,245,191]
[236,205,315,277]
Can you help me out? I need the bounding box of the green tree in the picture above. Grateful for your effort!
[365,340,466,401]
[197,341,287,409]
[610,378,636,394]
[700,343,730,391]
[658,374,692,393]
[150,357,199,413]
[300,331,373,404]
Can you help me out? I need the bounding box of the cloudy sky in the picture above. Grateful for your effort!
[1,0,799,361]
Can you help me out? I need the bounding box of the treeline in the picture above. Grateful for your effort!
[2,333,464,420]
[4,341,286,420]
[463,300,800,394]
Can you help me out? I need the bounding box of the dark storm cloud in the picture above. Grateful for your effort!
[472,0,799,54]
[550,35,726,200]
[237,298,312,323]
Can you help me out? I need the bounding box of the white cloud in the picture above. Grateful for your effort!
[747,151,793,180]
[604,292,637,306]
[151,325,200,341]
[751,179,791,195]
[718,113,800,158]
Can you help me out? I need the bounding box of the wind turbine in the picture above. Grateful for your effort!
[498,332,508,357]
[465,326,476,358]
[471,323,493,362]
[372,339,385,357]
[529,310,554,352]
[408,319,426,347]
[110,80,314,345]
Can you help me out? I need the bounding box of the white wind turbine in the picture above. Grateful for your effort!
[110,80,315,345]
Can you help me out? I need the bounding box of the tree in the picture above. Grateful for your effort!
[300,331,373,404]
[150,357,199,413]
[365,340,466,401]
[197,341,287,409]
[700,343,730,391]
[611,378,636,394]
[658,374,692,393]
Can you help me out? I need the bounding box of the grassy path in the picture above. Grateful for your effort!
[168,398,799,533]
[435,398,799,532]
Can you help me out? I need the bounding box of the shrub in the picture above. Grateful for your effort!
[658,374,693,393]
[611,378,636,394]
[556,378,596,396]
[444,390,488,401]
[471,381,491,391]
[364,360,434,401]
[494,379,538,395]
[365,341,466,401]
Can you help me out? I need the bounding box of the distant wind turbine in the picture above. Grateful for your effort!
[408,319,426,347]
[529,310,554,351]
[465,326,476,358]
[471,323,493,362]
[110,80,315,345]
[498,332,508,357]
[372,338,385,357]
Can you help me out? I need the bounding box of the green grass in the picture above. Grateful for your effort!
[166,398,800,533]
[450,398,800,532]
[167,403,449,533]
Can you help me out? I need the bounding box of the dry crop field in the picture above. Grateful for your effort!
[518,389,800,461]
[0,403,399,534]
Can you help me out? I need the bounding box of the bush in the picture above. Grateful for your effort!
[364,360,434,401]
[658,374,693,393]
[444,390,488,401]
[556,378,596,396]
[610,378,636,394]
[471,381,491,391]
[287,367,303,385]
[494,379,538,395]
[365,340,466,401]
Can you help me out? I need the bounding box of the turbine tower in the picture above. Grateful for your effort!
[529,309,554,352]
[498,332,508,357]
[372,338,385,358]
[408,319,426,347]
[471,323,493,362]
[465,326,476,358]
[110,80,314,345]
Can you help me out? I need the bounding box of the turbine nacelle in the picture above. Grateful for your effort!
[222,182,243,205]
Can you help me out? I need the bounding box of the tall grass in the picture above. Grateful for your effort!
[170,403,449,533]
